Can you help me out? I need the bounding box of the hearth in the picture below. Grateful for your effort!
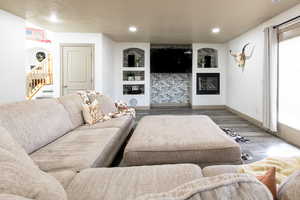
[196,73,220,95]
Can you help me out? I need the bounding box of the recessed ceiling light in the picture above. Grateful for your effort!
[129,26,138,33]
[49,13,59,23]
[212,27,220,34]
[272,0,280,3]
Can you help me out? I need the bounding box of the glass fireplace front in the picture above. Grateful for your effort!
[196,73,220,95]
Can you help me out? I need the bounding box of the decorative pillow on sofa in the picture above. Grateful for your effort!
[0,127,67,200]
[95,93,118,115]
[278,170,300,200]
[113,100,136,118]
[82,99,111,125]
[256,167,277,200]
[134,174,273,200]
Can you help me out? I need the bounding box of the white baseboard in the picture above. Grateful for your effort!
[192,105,226,110]
[225,106,264,129]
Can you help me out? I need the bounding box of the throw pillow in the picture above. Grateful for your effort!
[82,99,105,125]
[95,94,118,115]
[278,170,300,200]
[0,127,67,200]
[256,167,277,200]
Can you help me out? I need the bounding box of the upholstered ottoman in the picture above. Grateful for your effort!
[123,115,242,167]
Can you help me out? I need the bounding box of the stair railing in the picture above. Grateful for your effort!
[26,54,53,100]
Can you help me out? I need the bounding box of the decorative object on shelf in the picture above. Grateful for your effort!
[123,71,145,81]
[36,52,46,62]
[123,48,145,68]
[127,72,135,81]
[197,48,218,68]
[229,43,255,68]
[123,84,144,95]
[135,75,141,81]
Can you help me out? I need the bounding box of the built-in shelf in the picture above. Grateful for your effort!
[123,48,145,68]
[197,48,218,68]
[123,84,145,95]
[122,81,145,85]
[122,48,146,96]
[123,71,145,81]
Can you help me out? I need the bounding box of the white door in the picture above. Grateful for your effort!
[62,46,93,95]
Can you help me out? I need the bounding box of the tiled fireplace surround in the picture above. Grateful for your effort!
[150,73,192,105]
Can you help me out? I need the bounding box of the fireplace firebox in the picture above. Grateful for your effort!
[196,73,220,95]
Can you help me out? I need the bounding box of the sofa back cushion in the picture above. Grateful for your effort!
[0,127,67,200]
[278,170,300,200]
[58,94,84,129]
[0,99,74,153]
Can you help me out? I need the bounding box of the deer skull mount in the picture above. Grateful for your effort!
[230,43,255,68]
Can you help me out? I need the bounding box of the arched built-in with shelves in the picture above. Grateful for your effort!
[197,48,218,68]
[123,48,145,68]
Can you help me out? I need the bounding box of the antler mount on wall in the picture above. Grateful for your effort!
[229,43,255,68]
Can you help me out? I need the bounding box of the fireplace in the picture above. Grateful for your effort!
[196,73,220,95]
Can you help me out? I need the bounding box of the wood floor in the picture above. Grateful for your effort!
[134,107,300,164]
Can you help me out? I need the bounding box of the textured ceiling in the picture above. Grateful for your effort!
[0,0,299,43]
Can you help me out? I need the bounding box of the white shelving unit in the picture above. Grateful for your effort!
[114,43,150,108]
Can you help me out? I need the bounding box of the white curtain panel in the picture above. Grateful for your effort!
[263,27,279,132]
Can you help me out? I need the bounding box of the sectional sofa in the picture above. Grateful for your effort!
[0,94,294,200]
[0,94,134,172]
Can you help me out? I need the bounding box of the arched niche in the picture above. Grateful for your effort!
[197,48,218,68]
[123,48,145,68]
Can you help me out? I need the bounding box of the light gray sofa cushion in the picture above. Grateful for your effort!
[124,115,242,166]
[58,94,84,129]
[203,165,241,177]
[0,126,67,200]
[77,115,133,130]
[0,99,74,153]
[135,174,273,200]
[48,170,77,189]
[30,127,126,171]
[278,170,300,200]
[66,164,203,200]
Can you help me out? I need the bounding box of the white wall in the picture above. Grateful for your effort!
[226,4,300,122]
[192,43,227,107]
[0,10,26,104]
[52,33,115,98]
[113,43,150,107]
[101,35,116,99]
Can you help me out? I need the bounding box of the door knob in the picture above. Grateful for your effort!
[63,85,68,88]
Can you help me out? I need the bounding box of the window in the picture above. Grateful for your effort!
[279,35,300,129]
